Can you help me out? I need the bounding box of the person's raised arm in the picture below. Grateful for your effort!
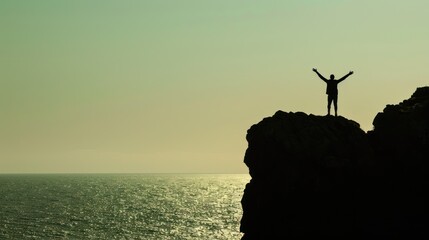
[312,68,327,82]
[338,71,354,82]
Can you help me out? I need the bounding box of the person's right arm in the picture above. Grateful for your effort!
[313,68,327,82]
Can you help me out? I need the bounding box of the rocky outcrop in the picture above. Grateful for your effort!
[370,86,429,172]
[240,87,429,239]
[367,86,429,238]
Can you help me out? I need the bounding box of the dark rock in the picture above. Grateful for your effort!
[368,86,429,238]
[240,111,373,239]
[240,87,429,239]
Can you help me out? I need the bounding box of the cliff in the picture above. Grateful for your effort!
[240,87,429,239]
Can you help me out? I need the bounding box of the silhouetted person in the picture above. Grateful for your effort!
[312,68,353,116]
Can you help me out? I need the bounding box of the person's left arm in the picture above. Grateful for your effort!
[338,71,354,82]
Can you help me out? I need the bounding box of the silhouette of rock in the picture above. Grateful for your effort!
[240,87,429,239]
[240,111,373,239]
[367,86,429,238]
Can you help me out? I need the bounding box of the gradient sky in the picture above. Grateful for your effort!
[1,1,428,173]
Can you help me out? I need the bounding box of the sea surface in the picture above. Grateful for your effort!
[0,174,250,239]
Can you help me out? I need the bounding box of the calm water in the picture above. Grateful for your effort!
[0,174,250,239]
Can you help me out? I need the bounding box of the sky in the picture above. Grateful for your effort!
[1,0,428,173]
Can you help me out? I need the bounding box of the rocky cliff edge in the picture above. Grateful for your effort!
[240,87,429,239]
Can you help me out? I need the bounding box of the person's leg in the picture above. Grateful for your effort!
[327,95,333,116]
[333,95,338,116]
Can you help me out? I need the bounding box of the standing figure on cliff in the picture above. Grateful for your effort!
[312,68,354,116]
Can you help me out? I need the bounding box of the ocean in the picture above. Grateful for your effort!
[0,174,250,240]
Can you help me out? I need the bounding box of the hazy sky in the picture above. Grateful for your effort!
[1,1,428,173]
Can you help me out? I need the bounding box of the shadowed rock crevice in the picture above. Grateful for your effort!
[240,86,429,239]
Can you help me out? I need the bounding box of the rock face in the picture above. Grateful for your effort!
[240,87,429,239]
[240,112,373,239]
[370,86,429,176]
[368,86,429,238]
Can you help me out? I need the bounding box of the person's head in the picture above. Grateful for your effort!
[330,74,335,80]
